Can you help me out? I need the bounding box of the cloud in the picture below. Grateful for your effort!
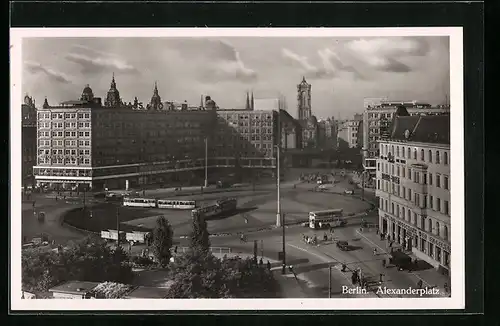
[345,37,430,73]
[182,39,257,83]
[24,61,72,84]
[65,52,140,75]
[282,48,363,80]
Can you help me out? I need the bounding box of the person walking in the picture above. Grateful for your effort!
[373,248,377,256]
[417,279,423,289]
[267,260,271,270]
[259,258,263,267]
[382,259,386,268]
[379,273,384,283]
[323,233,328,242]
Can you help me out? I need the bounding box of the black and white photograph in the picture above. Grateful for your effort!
[10,28,464,310]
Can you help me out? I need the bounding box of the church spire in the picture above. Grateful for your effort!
[43,97,49,108]
[251,91,254,110]
[105,73,121,107]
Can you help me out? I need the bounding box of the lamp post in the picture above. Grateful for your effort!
[116,206,121,248]
[329,265,332,298]
[204,137,208,188]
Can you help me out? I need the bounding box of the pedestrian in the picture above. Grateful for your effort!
[259,258,263,266]
[373,248,377,256]
[55,196,58,201]
[379,273,384,283]
[267,260,271,270]
[387,235,391,242]
[389,241,393,248]
[376,227,379,235]
[323,233,328,242]
[382,259,386,268]
[341,263,346,272]
[417,279,423,289]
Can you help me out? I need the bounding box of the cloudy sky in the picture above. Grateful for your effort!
[22,36,449,119]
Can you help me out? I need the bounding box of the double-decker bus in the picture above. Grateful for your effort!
[123,197,157,208]
[191,198,238,220]
[308,209,344,229]
[157,199,196,210]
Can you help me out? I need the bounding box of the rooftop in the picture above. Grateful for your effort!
[388,115,450,145]
[49,281,99,294]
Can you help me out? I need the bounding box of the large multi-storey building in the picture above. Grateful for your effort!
[33,76,296,191]
[22,94,37,188]
[362,99,450,178]
[375,114,450,274]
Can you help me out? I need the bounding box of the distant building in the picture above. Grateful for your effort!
[362,99,450,179]
[317,117,337,149]
[22,94,37,188]
[337,117,361,149]
[375,114,450,274]
[296,77,319,148]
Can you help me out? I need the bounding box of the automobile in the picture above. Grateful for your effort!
[344,190,354,195]
[318,184,328,190]
[336,241,349,251]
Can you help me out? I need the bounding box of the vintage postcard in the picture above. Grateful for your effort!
[10,27,464,310]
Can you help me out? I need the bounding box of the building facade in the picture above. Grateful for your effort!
[375,114,450,275]
[33,76,293,191]
[22,94,37,188]
[337,118,361,149]
[362,99,451,178]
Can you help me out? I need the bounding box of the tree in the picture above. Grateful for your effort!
[22,235,133,295]
[166,252,279,298]
[190,212,210,253]
[151,216,174,267]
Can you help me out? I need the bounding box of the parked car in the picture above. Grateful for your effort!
[336,240,349,251]
[344,190,354,195]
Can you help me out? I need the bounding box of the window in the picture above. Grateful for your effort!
[421,216,425,229]
[444,176,449,190]
[444,200,449,215]
[436,174,441,188]
[444,152,449,165]
[391,203,394,214]
[408,168,412,181]
[402,187,406,198]
[401,208,405,219]
[436,151,441,164]
[402,148,405,158]
[423,195,427,208]
[396,146,400,157]
[428,150,433,163]
[407,147,411,158]
[436,222,440,236]
[377,180,380,190]
[429,173,433,185]
[415,193,420,207]
[423,173,427,184]
[444,226,449,240]
[377,163,380,171]
[408,189,412,201]
[436,198,441,212]
[397,166,400,176]
[391,165,394,175]
[427,218,432,232]
[420,149,425,161]
[413,149,417,160]
[415,172,420,183]
[402,168,405,178]
[430,195,434,209]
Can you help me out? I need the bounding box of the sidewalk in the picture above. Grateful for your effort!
[356,229,451,297]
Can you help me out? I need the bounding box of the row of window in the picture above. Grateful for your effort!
[381,144,449,165]
[378,164,450,190]
[39,149,91,156]
[38,157,91,165]
[221,114,273,120]
[380,199,449,240]
[378,180,450,216]
[39,122,92,129]
[38,112,91,120]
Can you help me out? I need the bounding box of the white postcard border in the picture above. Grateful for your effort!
[10,27,465,311]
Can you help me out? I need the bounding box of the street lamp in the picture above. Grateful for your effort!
[204,137,208,188]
